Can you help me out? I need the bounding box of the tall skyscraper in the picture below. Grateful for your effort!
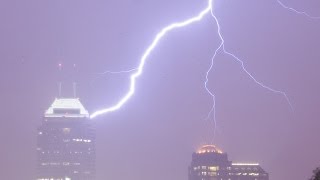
[37,98,95,180]
[188,145,269,180]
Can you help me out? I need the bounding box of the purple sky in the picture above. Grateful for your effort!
[1,0,320,179]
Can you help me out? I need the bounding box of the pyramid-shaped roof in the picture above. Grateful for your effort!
[45,98,89,118]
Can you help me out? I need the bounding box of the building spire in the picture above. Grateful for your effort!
[58,63,63,98]
[72,63,77,98]
[73,82,77,98]
[58,82,62,97]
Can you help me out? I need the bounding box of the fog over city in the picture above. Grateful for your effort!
[1,0,320,180]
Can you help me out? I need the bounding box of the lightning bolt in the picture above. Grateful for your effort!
[90,0,293,145]
[206,0,318,143]
[90,69,137,88]
[90,0,213,119]
[96,69,137,75]
[204,2,295,143]
[277,0,320,19]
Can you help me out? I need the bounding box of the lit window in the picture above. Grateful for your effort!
[208,172,217,176]
[208,166,219,171]
[62,128,71,134]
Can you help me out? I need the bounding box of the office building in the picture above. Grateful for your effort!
[37,98,95,180]
[188,145,268,180]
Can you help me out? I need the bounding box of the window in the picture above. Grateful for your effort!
[209,166,219,171]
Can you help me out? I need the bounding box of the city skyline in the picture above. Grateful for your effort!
[36,94,270,180]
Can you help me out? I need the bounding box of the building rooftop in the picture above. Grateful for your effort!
[196,144,223,154]
[44,98,89,118]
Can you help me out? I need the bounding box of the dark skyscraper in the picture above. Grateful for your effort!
[37,98,95,180]
[189,145,269,180]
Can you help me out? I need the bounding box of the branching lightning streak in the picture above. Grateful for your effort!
[96,69,137,75]
[204,3,293,143]
[91,0,293,146]
[203,0,319,141]
[90,1,213,119]
[203,21,223,143]
[90,69,137,87]
[277,0,320,19]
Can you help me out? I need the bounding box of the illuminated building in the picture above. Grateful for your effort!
[37,98,95,180]
[188,145,269,180]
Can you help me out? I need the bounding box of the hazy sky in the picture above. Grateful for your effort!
[1,0,320,180]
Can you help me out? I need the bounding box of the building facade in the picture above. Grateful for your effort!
[188,145,269,180]
[37,98,95,180]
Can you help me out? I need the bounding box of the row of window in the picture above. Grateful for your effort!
[39,151,93,154]
[194,166,220,171]
[37,178,70,180]
[200,172,218,176]
[194,165,260,171]
[40,162,81,166]
[197,171,263,177]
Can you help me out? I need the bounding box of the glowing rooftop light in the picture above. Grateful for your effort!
[197,144,223,154]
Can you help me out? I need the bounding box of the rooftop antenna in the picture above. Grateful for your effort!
[73,82,77,98]
[58,63,62,97]
[58,82,62,97]
[73,63,77,98]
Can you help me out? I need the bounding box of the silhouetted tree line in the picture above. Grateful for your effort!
[311,167,320,180]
